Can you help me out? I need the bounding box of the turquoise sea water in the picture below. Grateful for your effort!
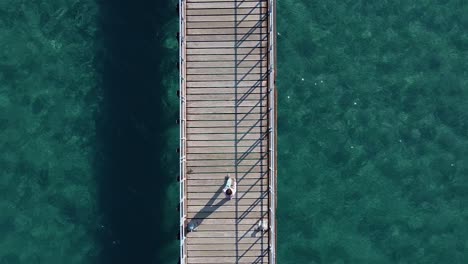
[1,0,467,263]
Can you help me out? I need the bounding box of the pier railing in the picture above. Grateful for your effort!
[178,0,187,263]
[179,0,275,262]
[268,0,277,263]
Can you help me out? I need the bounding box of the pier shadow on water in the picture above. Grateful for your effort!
[94,0,177,263]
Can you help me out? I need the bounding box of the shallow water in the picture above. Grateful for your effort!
[1,0,467,263]
[0,1,101,263]
[277,0,468,263]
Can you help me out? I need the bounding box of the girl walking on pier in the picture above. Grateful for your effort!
[223,175,236,200]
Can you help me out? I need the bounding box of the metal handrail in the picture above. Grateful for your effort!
[179,0,187,263]
[268,0,276,263]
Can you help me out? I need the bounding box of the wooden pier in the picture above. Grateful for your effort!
[179,0,276,263]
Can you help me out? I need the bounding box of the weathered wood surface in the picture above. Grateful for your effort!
[182,0,273,262]
[187,1,267,9]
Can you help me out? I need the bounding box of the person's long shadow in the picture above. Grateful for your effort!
[187,185,229,229]
[94,0,177,263]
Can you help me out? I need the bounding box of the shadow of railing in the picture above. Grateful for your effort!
[237,136,267,163]
[237,128,267,146]
[235,2,266,24]
[236,151,268,167]
[235,34,267,49]
[237,29,268,46]
[237,63,268,82]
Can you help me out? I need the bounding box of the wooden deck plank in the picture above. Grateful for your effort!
[187,1,266,9]
[186,20,267,29]
[187,7,266,16]
[187,66,265,74]
[188,27,266,35]
[188,251,267,259]
[186,236,267,244]
[186,139,267,147]
[187,188,267,196]
[186,92,267,100]
[187,88,267,96]
[187,132,266,140]
[187,218,267,225]
[187,165,268,171]
[186,158,266,166]
[186,135,266,143]
[187,111,267,120]
[188,178,267,186]
[187,223,266,231]
[187,144,268,155]
[186,115,268,124]
[187,211,267,220]
[186,147,267,154]
[187,164,267,173]
[187,112,267,121]
[188,256,268,264]
[187,243,267,251]
[187,127,266,135]
[187,106,268,115]
[187,230,268,238]
[186,172,268,180]
[186,120,266,129]
[187,109,267,116]
[187,257,268,264]
[186,115,267,122]
[186,118,267,127]
[187,0,262,1]
[187,152,267,160]
[187,223,263,230]
[187,75,267,82]
[188,168,268,176]
[186,85,267,92]
[187,126,267,134]
[186,94,266,103]
[187,197,267,206]
[187,25,267,35]
[187,47,267,55]
[187,100,267,108]
[187,110,267,118]
[187,80,267,87]
[186,157,265,167]
[187,0,265,2]
[188,191,268,199]
[187,179,268,188]
[187,52,267,62]
[187,159,268,168]
[186,74,267,82]
[187,40,267,48]
[187,205,268,213]
[186,59,267,68]
[187,13,267,22]
[188,249,268,257]
[187,188,268,196]
[187,53,266,62]
[188,169,265,178]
